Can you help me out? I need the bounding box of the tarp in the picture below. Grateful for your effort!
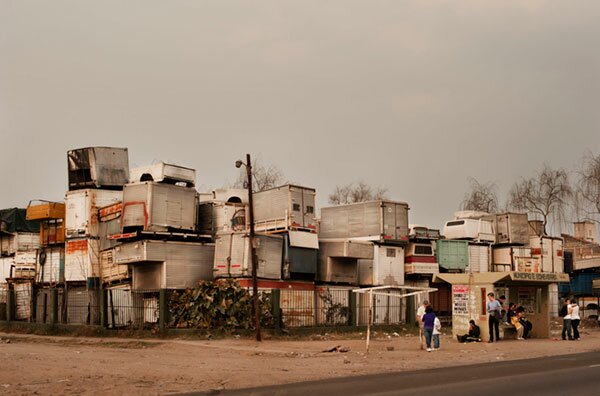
[0,208,41,234]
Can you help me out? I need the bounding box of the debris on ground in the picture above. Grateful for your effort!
[323,345,350,353]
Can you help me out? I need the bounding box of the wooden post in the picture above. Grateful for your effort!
[348,290,356,326]
[50,289,58,324]
[100,288,108,328]
[271,288,281,331]
[6,289,15,322]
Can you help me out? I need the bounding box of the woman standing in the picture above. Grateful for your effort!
[422,306,436,352]
[570,300,581,341]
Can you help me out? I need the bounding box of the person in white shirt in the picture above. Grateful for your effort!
[570,300,581,340]
[416,300,429,349]
[432,316,442,350]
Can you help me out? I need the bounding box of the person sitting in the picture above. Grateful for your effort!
[511,308,525,340]
[456,320,482,343]
[517,306,533,339]
[506,302,517,326]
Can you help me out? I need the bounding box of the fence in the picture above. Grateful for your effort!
[1,285,413,331]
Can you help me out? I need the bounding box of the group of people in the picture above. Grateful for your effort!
[416,300,442,352]
[561,299,581,341]
[487,293,533,342]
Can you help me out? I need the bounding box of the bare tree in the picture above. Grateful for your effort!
[328,182,388,205]
[232,158,285,192]
[461,177,499,213]
[508,166,572,235]
[575,153,600,223]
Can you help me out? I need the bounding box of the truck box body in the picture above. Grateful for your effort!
[253,185,317,233]
[121,182,196,232]
[0,232,40,256]
[67,147,129,190]
[358,244,405,286]
[196,202,248,237]
[65,189,122,238]
[198,189,248,204]
[98,202,123,250]
[113,240,214,290]
[436,240,469,270]
[40,220,65,246]
[213,232,283,279]
[0,256,15,283]
[319,201,409,243]
[26,202,65,220]
[36,246,65,284]
[529,236,564,273]
[318,256,358,284]
[492,246,535,272]
[101,248,130,284]
[130,162,196,187]
[442,219,494,242]
[65,238,101,281]
[316,240,373,259]
[404,241,439,274]
[283,232,319,280]
[487,213,529,245]
[466,244,490,273]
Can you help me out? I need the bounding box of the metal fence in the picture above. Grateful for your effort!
[106,288,160,329]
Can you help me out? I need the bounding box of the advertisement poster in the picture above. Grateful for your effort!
[452,285,470,315]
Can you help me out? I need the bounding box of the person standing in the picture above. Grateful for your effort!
[570,300,581,340]
[422,306,436,352]
[416,300,429,349]
[487,293,501,343]
[561,299,573,341]
[433,316,442,350]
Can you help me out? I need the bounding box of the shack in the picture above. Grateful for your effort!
[432,271,569,340]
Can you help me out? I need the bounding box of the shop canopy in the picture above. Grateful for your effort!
[432,271,569,285]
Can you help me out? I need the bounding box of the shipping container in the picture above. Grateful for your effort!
[213,232,283,279]
[36,246,65,284]
[486,213,529,245]
[98,202,123,250]
[320,201,409,243]
[530,236,564,273]
[436,240,469,270]
[317,256,358,284]
[121,182,196,232]
[467,244,490,273]
[130,162,196,187]
[65,189,122,238]
[65,238,101,281]
[15,251,37,266]
[442,219,494,242]
[40,220,65,246]
[317,240,373,259]
[101,248,130,284]
[283,232,318,280]
[198,189,248,204]
[358,245,405,286]
[0,232,40,256]
[492,246,536,272]
[112,240,214,289]
[253,185,317,233]
[67,147,129,190]
[26,201,65,220]
[196,202,247,237]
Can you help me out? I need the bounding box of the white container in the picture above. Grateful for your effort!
[318,256,358,284]
[113,240,214,290]
[492,246,537,272]
[487,213,529,245]
[530,236,564,273]
[253,185,317,233]
[37,246,64,284]
[15,251,37,265]
[358,245,405,286]
[101,248,129,284]
[0,232,40,256]
[65,189,122,238]
[121,182,196,232]
[320,201,410,243]
[130,162,196,187]
[467,244,490,273]
[98,202,122,250]
[213,232,283,279]
[443,219,495,242]
[65,238,101,281]
[14,282,32,320]
[196,202,248,237]
[0,256,15,283]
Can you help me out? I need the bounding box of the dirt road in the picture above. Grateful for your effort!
[1,329,599,395]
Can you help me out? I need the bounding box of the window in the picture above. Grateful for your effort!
[414,245,433,255]
[447,220,465,227]
[293,203,301,211]
[386,248,396,257]
[306,205,314,214]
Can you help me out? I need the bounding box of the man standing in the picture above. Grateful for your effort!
[416,300,429,349]
[561,299,573,341]
[487,293,501,343]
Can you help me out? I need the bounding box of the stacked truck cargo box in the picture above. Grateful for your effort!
[253,185,317,233]
[317,240,372,284]
[67,147,129,190]
[130,162,196,187]
[196,201,248,238]
[485,213,529,245]
[114,240,214,290]
[358,244,405,286]
[404,225,440,275]
[282,231,319,280]
[0,208,41,284]
[436,240,490,273]
[214,232,283,279]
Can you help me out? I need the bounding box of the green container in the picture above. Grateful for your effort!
[436,240,469,270]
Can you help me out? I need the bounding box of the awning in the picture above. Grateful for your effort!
[433,271,569,285]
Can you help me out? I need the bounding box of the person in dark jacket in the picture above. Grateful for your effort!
[506,302,517,326]
[422,306,436,352]
[457,320,482,343]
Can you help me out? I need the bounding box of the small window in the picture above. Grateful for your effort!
[386,248,396,257]
[414,245,433,255]
[293,203,301,212]
[447,220,465,227]
[306,206,314,214]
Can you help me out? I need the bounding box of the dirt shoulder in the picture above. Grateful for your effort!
[0,328,599,395]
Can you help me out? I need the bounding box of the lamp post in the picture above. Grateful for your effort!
[236,154,261,342]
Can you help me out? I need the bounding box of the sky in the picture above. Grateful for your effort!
[1,1,599,231]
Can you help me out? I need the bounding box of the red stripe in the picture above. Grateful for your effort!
[405,256,437,263]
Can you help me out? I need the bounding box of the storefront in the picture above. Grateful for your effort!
[433,272,569,340]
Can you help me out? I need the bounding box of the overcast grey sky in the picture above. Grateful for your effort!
[1,1,599,230]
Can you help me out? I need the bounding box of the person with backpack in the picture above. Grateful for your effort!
[422,306,436,352]
[561,299,573,341]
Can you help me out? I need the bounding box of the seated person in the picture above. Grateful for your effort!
[457,320,482,343]
[511,309,525,340]
[517,306,533,339]
[506,302,517,326]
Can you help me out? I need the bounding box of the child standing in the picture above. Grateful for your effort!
[433,316,441,350]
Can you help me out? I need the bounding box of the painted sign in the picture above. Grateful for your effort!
[511,271,569,282]
[452,285,470,315]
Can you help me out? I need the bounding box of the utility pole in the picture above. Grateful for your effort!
[242,154,261,341]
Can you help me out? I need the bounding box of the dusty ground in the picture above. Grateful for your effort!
[0,327,599,395]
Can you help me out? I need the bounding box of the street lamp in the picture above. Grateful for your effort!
[236,154,261,342]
